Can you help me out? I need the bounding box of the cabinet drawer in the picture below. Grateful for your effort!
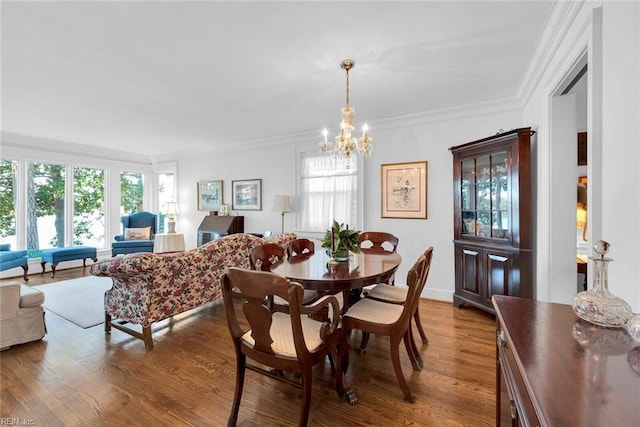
[497,328,540,427]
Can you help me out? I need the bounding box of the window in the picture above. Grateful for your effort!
[73,166,105,247]
[157,172,176,234]
[120,171,144,215]
[27,161,66,254]
[0,160,17,248]
[0,154,154,255]
[299,152,359,232]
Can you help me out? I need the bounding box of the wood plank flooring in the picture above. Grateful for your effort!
[1,268,497,426]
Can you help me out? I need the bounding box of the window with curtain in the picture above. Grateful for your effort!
[299,152,358,232]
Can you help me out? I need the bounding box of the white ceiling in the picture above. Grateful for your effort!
[1,1,553,160]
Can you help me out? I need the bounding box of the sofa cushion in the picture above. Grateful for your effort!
[124,227,151,240]
[19,285,44,308]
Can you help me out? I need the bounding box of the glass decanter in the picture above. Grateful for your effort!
[572,240,633,328]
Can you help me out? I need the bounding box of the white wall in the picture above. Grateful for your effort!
[176,142,297,249]
[523,1,640,311]
[174,106,522,302]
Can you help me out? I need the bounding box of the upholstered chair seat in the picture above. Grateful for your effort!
[241,312,327,357]
[345,298,404,324]
[366,284,406,303]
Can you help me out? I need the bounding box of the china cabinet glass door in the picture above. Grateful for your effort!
[460,151,509,240]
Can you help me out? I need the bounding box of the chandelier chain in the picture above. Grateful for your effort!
[345,68,350,106]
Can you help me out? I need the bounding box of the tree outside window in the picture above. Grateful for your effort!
[0,160,17,248]
[120,171,144,215]
[73,166,105,247]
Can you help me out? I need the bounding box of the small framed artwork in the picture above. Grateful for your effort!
[197,180,223,211]
[381,161,428,219]
[232,179,262,210]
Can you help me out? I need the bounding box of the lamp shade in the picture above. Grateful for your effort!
[272,195,291,213]
[164,201,179,216]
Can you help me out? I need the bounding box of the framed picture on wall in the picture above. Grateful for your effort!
[381,161,428,219]
[232,179,262,210]
[197,180,223,211]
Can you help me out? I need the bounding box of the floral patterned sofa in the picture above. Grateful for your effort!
[90,232,297,350]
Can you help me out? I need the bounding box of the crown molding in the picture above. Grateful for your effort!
[370,95,522,131]
[160,94,523,161]
[518,0,587,105]
[1,131,153,165]
[5,93,523,165]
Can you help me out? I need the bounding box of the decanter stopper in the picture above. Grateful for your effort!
[593,240,610,258]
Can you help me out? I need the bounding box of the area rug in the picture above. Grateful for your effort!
[33,276,112,328]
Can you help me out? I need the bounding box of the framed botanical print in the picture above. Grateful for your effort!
[381,161,428,219]
[232,179,262,210]
[197,180,223,211]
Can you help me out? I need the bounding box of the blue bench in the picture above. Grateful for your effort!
[0,244,29,281]
[40,246,97,278]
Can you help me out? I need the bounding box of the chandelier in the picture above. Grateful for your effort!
[319,59,372,157]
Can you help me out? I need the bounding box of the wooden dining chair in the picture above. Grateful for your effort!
[356,231,400,349]
[249,243,286,271]
[357,231,399,254]
[364,246,434,367]
[251,243,317,304]
[221,267,355,426]
[287,238,315,258]
[341,247,433,403]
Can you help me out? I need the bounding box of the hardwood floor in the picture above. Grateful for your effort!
[1,268,497,426]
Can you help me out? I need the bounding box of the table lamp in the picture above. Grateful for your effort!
[164,201,179,234]
[272,195,291,234]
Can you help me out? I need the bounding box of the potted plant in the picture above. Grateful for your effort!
[321,220,361,261]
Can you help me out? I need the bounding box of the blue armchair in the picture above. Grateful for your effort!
[111,211,158,256]
[0,244,29,281]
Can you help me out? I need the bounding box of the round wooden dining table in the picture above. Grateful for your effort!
[272,250,402,293]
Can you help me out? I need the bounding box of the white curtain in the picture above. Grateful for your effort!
[299,152,358,232]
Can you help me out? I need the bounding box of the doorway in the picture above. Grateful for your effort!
[547,54,588,304]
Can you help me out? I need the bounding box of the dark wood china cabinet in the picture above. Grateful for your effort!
[450,128,535,314]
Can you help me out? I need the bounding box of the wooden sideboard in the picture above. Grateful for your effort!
[492,295,640,427]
